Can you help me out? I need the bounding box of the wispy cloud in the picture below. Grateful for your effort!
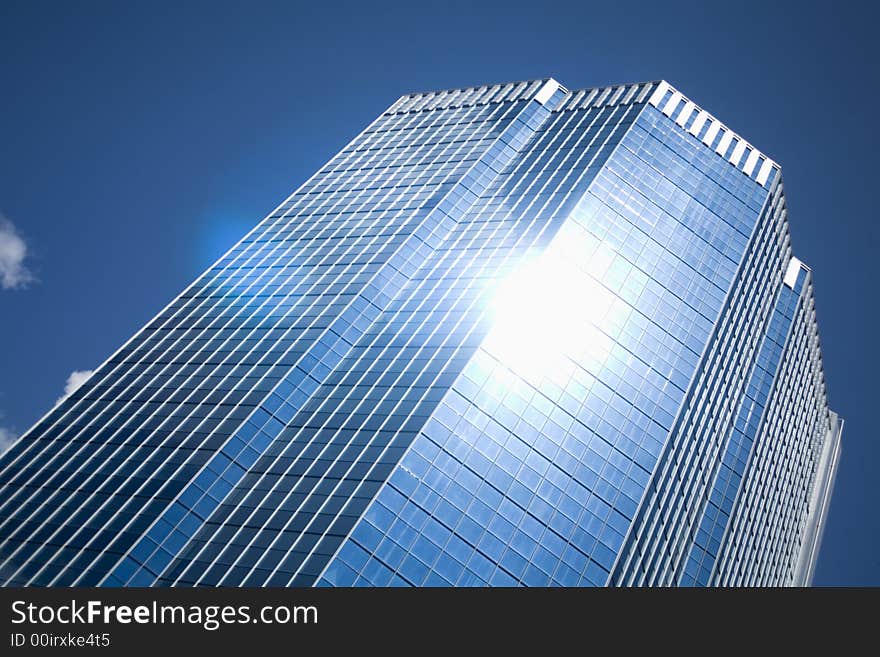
[0,426,16,456]
[56,369,95,405]
[0,213,35,290]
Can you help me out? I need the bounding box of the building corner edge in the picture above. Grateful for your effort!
[793,410,843,586]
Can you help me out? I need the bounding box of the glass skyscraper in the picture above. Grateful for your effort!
[0,79,841,587]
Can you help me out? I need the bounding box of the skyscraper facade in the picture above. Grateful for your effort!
[0,79,841,587]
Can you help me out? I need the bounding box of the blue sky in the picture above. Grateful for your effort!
[0,0,876,585]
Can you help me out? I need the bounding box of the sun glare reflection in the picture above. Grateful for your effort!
[485,245,626,385]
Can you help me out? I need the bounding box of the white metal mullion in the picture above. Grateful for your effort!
[768,379,815,584]
[746,357,803,584]
[777,343,828,583]
[716,291,809,583]
[744,306,813,584]
[784,409,824,582]
[754,389,794,582]
[721,306,818,585]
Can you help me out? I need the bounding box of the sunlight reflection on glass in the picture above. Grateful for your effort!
[484,236,627,386]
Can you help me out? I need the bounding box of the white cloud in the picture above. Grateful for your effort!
[0,426,16,456]
[56,369,95,405]
[0,214,35,290]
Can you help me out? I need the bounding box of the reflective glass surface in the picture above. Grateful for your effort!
[0,80,839,587]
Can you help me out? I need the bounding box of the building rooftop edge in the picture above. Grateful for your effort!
[386,78,779,188]
[648,79,780,176]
